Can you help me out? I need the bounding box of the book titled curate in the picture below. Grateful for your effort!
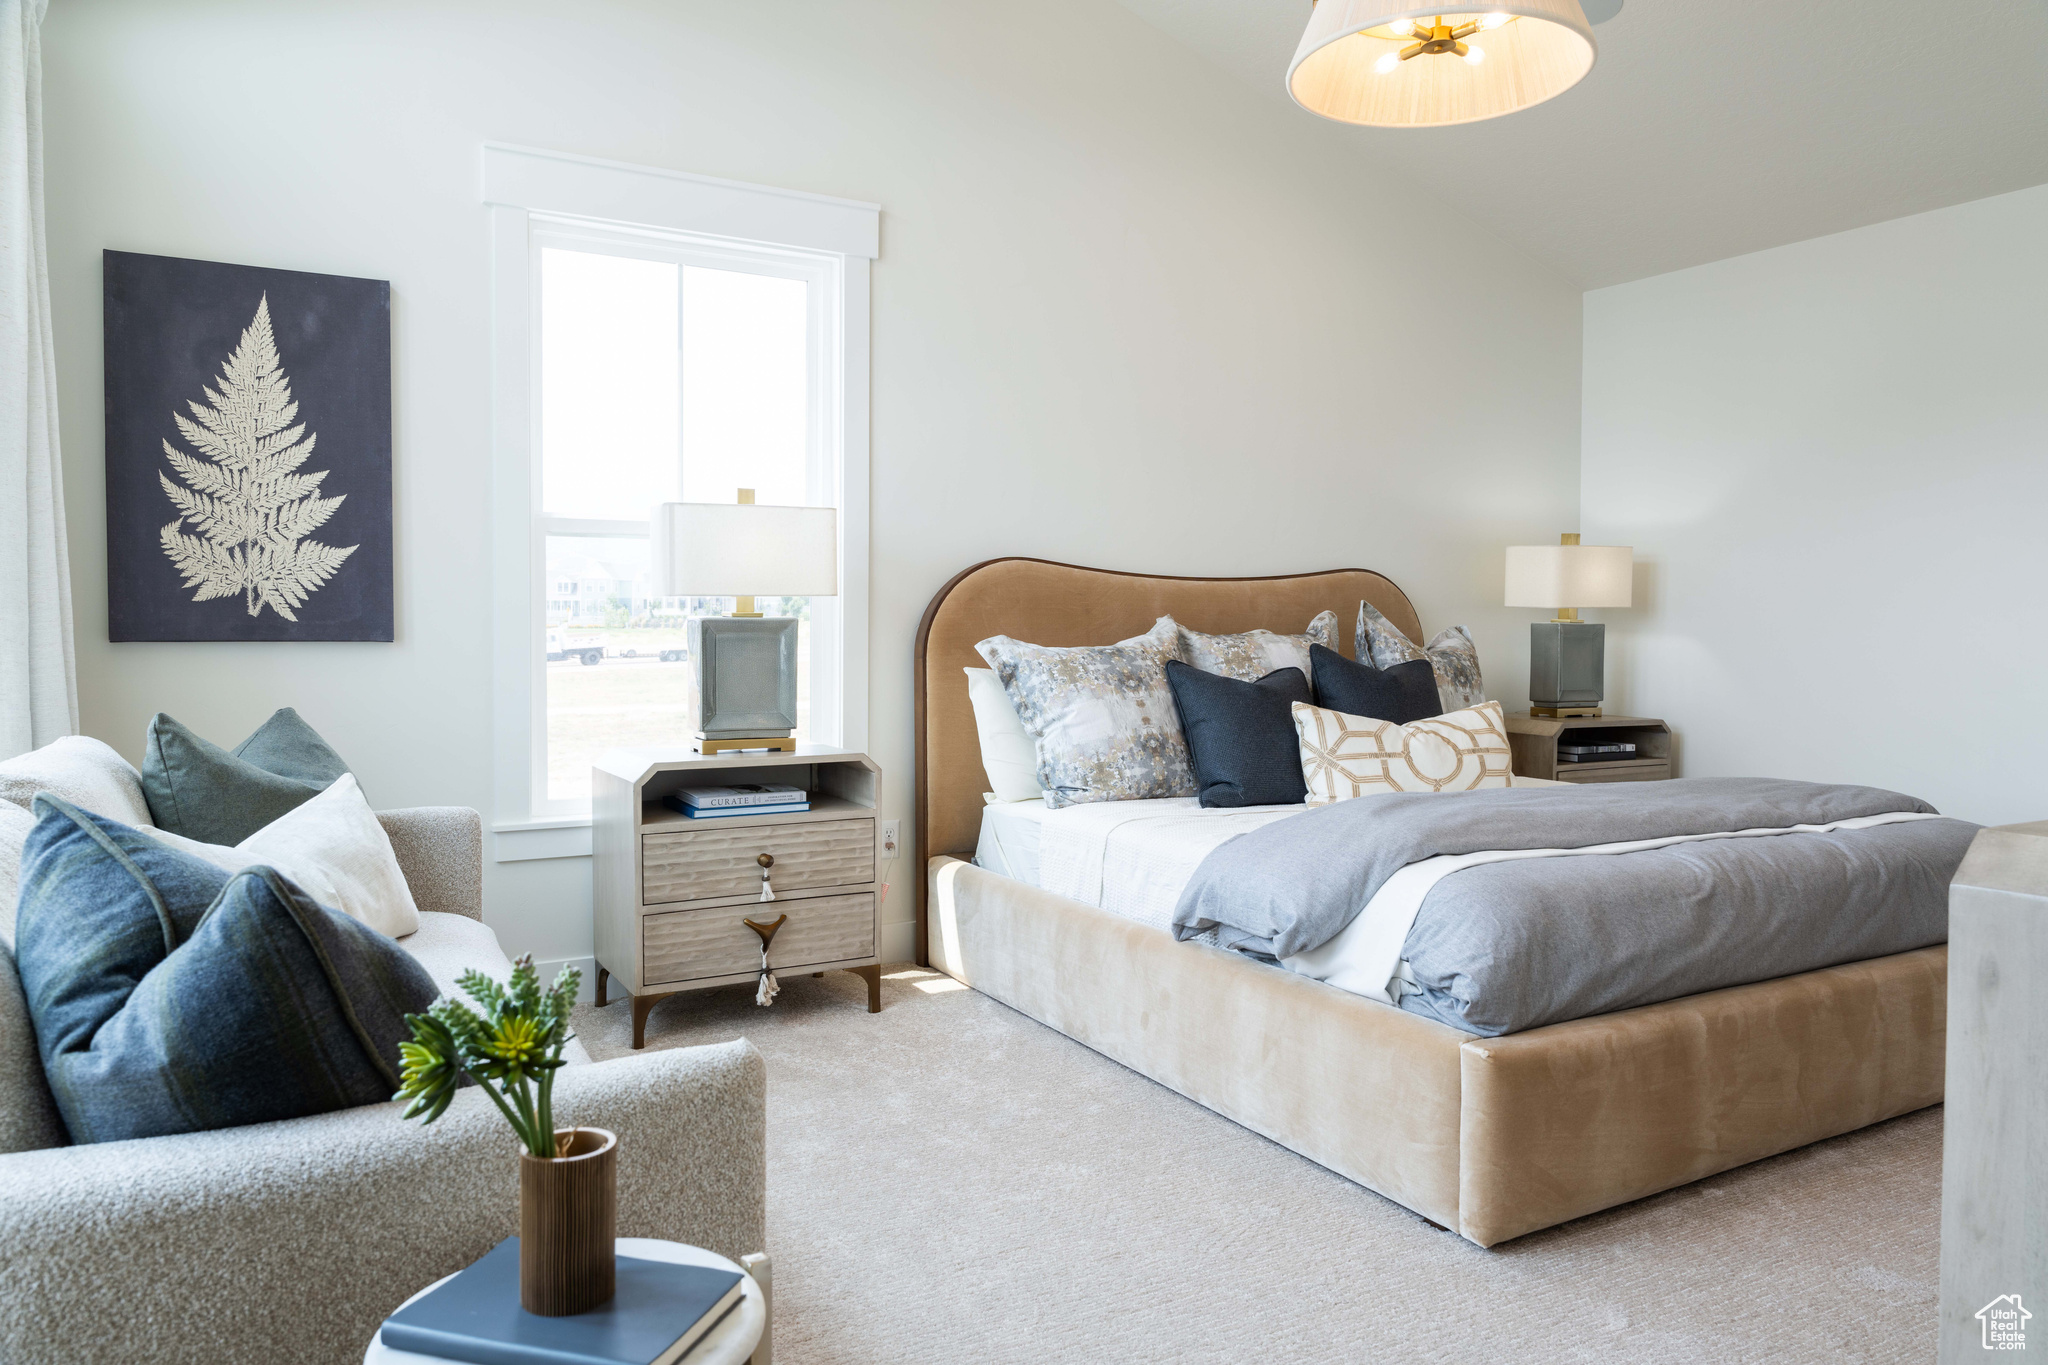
[679,803,809,819]
[667,784,807,810]
[380,1238,745,1365]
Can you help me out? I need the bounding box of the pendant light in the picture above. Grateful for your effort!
[1289,2,1597,128]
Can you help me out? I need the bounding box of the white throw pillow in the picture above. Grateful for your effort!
[144,773,421,938]
[0,800,36,947]
[0,736,154,827]
[1293,699,1515,804]
[964,668,1044,802]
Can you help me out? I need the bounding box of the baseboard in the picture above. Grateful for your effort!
[534,954,599,1003]
[880,919,916,966]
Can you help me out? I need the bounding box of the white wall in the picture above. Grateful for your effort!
[1583,183,2048,826]
[42,0,1581,973]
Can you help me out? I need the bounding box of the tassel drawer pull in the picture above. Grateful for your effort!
[744,912,787,1008]
[756,853,776,903]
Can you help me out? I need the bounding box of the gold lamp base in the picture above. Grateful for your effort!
[1529,705,1603,719]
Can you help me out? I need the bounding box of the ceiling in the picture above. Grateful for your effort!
[1112,0,2048,288]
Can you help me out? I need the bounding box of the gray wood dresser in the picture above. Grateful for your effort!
[592,745,882,1048]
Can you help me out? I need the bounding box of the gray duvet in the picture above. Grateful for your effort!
[1170,776,1977,1036]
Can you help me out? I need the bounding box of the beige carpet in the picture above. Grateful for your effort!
[578,967,1939,1364]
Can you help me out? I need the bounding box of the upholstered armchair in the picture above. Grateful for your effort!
[0,803,766,1365]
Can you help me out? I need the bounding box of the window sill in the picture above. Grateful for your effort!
[493,817,594,863]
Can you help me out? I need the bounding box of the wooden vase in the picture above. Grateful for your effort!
[518,1127,618,1315]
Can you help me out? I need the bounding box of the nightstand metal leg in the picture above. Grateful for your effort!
[852,964,881,1013]
[595,965,609,1008]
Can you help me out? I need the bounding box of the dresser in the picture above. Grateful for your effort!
[591,746,882,1049]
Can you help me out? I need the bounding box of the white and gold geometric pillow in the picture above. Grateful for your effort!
[1292,699,1514,804]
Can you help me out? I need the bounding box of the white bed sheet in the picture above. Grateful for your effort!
[972,798,1054,885]
[971,780,1572,1002]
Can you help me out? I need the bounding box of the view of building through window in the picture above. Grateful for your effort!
[538,245,816,802]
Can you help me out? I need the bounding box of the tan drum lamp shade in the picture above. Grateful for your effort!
[1289,2,1597,128]
[1505,533,1632,718]
[652,494,838,753]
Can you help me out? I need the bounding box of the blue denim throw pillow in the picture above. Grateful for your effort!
[15,795,437,1143]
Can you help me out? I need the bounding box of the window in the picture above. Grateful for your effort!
[488,145,875,835]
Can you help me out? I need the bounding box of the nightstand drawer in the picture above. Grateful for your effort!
[642,818,875,905]
[643,892,876,986]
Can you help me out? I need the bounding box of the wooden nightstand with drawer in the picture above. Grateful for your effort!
[592,745,882,1049]
[1505,713,1674,784]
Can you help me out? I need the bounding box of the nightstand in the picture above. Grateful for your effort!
[1505,713,1673,783]
[592,745,882,1049]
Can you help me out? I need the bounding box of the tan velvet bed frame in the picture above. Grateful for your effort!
[913,558,1945,1247]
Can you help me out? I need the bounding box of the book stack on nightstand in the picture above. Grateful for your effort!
[1504,713,1673,784]
[591,745,883,1049]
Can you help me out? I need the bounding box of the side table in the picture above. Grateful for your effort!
[365,1239,770,1365]
[592,744,885,1048]
[1504,713,1673,784]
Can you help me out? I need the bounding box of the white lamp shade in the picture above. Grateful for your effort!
[1504,543,1633,609]
[651,502,838,599]
[1289,2,1596,129]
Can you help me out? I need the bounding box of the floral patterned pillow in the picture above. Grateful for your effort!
[1174,611,1338,683]
[1357,601,1486,712]
[975,619,1193,809]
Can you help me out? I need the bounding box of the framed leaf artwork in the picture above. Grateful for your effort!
[103,251,394,642]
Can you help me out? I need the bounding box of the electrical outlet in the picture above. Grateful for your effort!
[881,820,900,858]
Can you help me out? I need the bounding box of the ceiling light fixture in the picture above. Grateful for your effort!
[1289,3,1597,129]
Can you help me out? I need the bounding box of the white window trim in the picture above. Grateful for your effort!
[486,143,877,859]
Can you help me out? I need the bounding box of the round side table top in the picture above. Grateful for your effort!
[364,1237,765,1365]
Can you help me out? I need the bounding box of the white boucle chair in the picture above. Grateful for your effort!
[0,739,767,1365]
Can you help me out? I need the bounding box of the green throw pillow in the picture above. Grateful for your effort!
[14,795,436,1143]
[141,707,352,845]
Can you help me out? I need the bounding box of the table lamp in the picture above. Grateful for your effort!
[652,490,838,754]
[1504,533,1633,718]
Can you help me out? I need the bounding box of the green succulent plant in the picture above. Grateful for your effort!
[394,955,582,1158]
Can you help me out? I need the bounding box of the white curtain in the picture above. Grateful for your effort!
[0,0,75,761]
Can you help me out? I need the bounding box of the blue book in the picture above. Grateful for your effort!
[680,803,808,819]
[379,1238,745,1365]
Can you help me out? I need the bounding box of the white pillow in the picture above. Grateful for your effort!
[144,773,421,938]
[0,736,154,827]
[0,800,36,948]
[1294,699,1515,804]
[964,668,1044,803]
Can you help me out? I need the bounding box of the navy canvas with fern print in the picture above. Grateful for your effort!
[103,250,393,641]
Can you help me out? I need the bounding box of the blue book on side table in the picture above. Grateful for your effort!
[380,1238,745,1365]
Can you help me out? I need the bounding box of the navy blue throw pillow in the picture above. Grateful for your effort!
[1164,661,1313,808]
[1309,643,1441,724]
[15,796,436,1144]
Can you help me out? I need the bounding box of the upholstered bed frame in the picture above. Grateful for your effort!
[914,558,1945,1246]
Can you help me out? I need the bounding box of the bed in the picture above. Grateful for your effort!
[914,558,1955,1247]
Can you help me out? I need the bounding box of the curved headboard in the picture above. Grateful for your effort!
[912,557,1421,963]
